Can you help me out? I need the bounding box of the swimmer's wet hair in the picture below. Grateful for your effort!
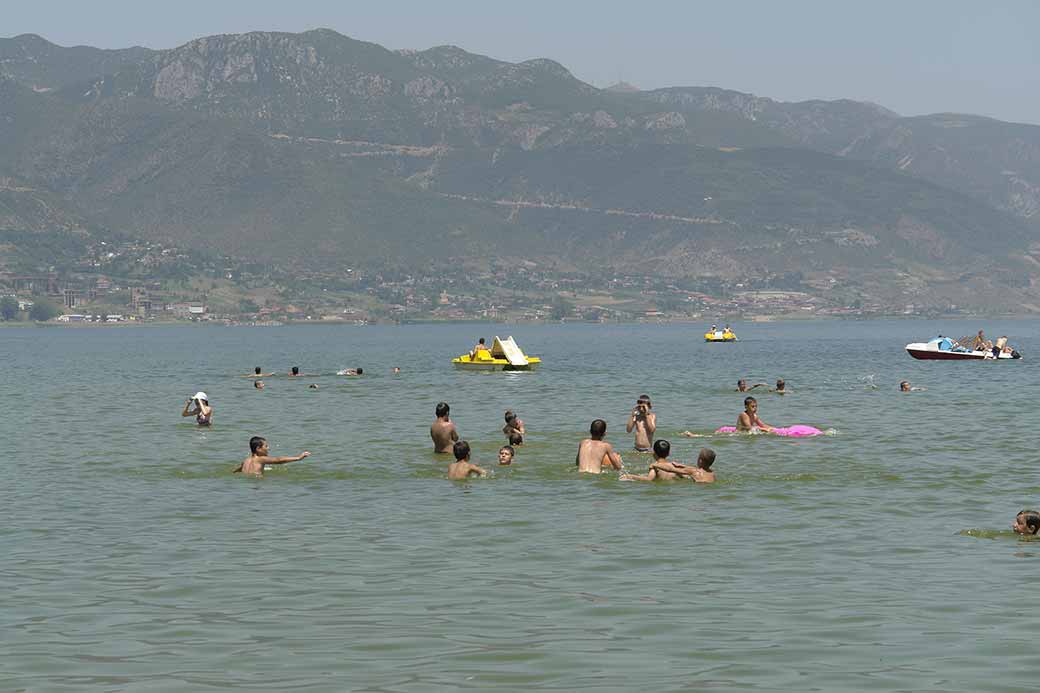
[699,448,716,468]
[653,439,670,458]
[453,440,470,461]
[356,367,363,375]
[590,419,607,437]
[1018,510,1040,535]
[436,402,450,417]
[254,366,261,374]
[504,409,516,423]
[292,366,299,375]
[744,396,757,406]
[509,432,523,446]
[249,436,266,454]
[500,445,515,456]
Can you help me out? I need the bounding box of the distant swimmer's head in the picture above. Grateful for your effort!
[900,380,911,392]
[355,367,363,375]
[504,409,516,423]
[291,366,300,376]
[478,338,486,345]
[1013,510,1040,535]
[590,419,607,439]
[652,439,670,459]
[393,367,401,373]
[309,383,319,389]
[254,380,264,389]
[249,436,267,455]
[775,379,785,391]
[509,432,523,446]
[254,366,262,375]
[744,396,757,411]
[436,402,450,418]
[698,448,716,469]
[453,440,471,461]
[498,445,515,465]
[737,379,747,391]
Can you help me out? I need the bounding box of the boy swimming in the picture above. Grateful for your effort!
[430,402,459,453]
[498,445,515,466]
[1012,510,1040,535]
[448,441,487,479]
[576,419,623,474]
[233,436,311,476]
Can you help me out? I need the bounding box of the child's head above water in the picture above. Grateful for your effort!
[453,440,471,461]
[775,379,785,390]
[652,439,670,459]
[698,448,716,469]
[1013,510,1040,535]
[249,436,267,454]
[508,432,523,446]
[590,419,607,439]
[498,445,515,465]
[504,410,517,424]
[744,396,757,410]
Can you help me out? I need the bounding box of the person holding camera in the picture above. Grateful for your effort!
[626,394,656,452]
[181,391,212,426]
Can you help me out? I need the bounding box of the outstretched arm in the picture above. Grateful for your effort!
[651,461,694,477]
[263,451,312,466]
[469,463,487,477]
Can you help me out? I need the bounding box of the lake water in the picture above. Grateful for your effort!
[3,319,1040,691]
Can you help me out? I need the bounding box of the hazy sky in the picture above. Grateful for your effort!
[5,0,1039,124]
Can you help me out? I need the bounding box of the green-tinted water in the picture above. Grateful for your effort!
[4,320,1040,691]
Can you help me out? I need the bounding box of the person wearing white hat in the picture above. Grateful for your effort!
[181,391,213,426]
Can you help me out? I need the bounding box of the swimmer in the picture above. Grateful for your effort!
[245,366,274,378]
[308,383,319,389]
[233,436,311,476]
[288,366,309,377]
[498,445,515,466]
[900,380,926,392]
[254,380,265,390]
[662,448,716,483]
[430,401,459,453]
[737,379,767,392]
[620,440,683,481]
[1013,510,1040,535]
[336,367,363,376]
[448,440,487,479]
[503,410,526,441]
[770,379,788,394]
[626,394,657,452]
[392,367,401,374]
[508,432,524,447]
[576,419,623,474]
[737,396,773,432]
[182,391,212,426]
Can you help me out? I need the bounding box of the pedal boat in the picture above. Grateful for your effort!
[705,330,737,343]
[453,336,542,371]
[906,336,1021,360]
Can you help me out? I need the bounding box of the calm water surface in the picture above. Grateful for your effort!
[3,320,1040,691]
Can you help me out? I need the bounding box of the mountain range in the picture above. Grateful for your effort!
[2,28,1040,312]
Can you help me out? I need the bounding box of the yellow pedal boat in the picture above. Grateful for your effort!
[705,330,737,342]
[453,336,542,371]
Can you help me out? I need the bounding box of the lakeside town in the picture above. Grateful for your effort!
[1,232,970,325]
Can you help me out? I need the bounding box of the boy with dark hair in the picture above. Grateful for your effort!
[448,441,487,479]
[626,394,657,452]
[508,432,524,447]
[737,396,773,432]
[431,402,459,453]
[503,410,526,441]
[576,419,623,474]
[498,445,516,466]
[1013,510,1040,535]
[233,436,311,476]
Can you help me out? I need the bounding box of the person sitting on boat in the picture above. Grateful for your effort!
[993,335,1008,358]
[470,337,489,358]
[970,330,986,351]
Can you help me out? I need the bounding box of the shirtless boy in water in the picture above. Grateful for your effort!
[626,395,657,452]
[448,441,487,480]
[576,419,623,474]
[737,396,774,432]
[622,442,717,483]
[430,402,459,453]
[233,436,311,476]
[1012,510,1040,536]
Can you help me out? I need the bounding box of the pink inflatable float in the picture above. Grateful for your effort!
[714,425,823,437]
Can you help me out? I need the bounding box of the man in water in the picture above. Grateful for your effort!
[337,367,363,376]
[448,441,487,479]
[626,394,657,452]
[737,379,766,392]
[1012,510,1040,536]
[737,396,773,432]
[245,366,274,378]
[233,436,311,476]
[254,380,265,390]
[498,445,515,466]
[771,379,788,394]
[576,419,623,474]
[431,402,459,453]
[622,442,715,483]
[899,381,926,392]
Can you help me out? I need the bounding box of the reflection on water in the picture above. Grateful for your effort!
[4,319,1040,690]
